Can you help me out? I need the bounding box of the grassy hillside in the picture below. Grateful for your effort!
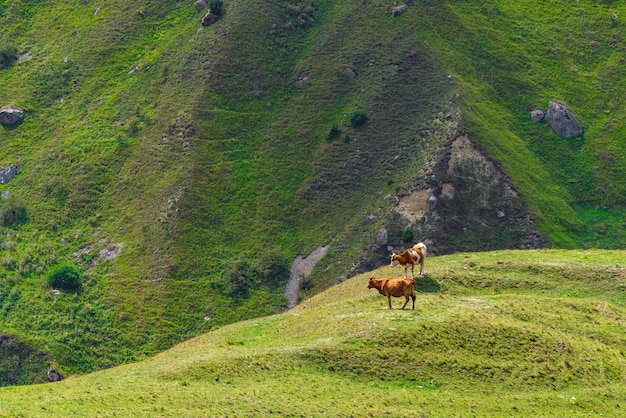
[412,1,626,246]
[0,0,625,382]
[0,249,625,416]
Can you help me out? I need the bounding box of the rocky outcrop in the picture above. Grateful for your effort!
[0,106,24,125]
[395,135,547,253]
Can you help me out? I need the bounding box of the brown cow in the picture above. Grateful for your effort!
[367,277,416,309]
[390,242,427,278]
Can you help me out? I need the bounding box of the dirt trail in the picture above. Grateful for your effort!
[284,245,329,309]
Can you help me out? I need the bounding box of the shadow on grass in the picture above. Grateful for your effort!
[415,274,440,293]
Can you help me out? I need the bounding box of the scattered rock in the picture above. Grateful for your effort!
[201,11,218,26]
[346,67,356,78]
[392,5,407,16]
[530,109,544,122]
[195,0,208,12]
[0,106,24,126]
[544,100,583,138]
[47,369,63,382]
[17,52,32,63]
[428,195,438,212]
[50,290,62,296]
[375,229,388,246]
[0,164,19,184]
[99,244,122,261]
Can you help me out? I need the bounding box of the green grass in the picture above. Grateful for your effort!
[1,249,626,416]
[411,1,626,245]
[1,0,626,383]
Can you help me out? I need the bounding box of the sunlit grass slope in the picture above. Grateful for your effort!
[1,249,625,417]
[411,1,626,246]
[1,0,626,383]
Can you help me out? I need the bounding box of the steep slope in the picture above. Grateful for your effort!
[0,0,625,382]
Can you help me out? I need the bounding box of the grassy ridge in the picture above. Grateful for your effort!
[0,249,625,416]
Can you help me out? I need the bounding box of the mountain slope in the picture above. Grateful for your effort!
[0,0,625,381]
[0,249,625,416]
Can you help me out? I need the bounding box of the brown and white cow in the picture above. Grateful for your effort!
[367,277,416,309]
[390,242,427,278]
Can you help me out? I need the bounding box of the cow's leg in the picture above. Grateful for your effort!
[387,294,393,309]
[403,266,408,279]
[411,264,415,279]
[411,294,416,310]
[419,259,424,275]
[400,295,409,309]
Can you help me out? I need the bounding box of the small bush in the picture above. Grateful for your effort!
[225,250,290,297]
[0,44,17,69]
[350,109,369,127]
[209,0,224,15]
[401,227,415,244]
[0,196,27,227]
[325,124,341,142]
[46,264,81,292]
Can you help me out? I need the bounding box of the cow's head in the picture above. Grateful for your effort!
[367,277,377,289]
[389,253,399,267]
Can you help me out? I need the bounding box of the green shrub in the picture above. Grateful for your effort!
[350,109,368,127]
[209,0,224,15]
[225,250,290,297]
[257,250,289,288]
[401,227,415,244]
[0,44,17,69]
[325,124,341,142]
[46,264,81,292]
[0,196,27,227]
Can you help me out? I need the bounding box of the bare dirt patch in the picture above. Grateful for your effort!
[397,189,431,224]
[285,245,329,309]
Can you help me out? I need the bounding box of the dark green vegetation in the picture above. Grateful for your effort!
[46,264,81,292]
[0,0,625,383]
[0,250,625,416]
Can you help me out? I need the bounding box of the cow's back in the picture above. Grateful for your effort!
[383,278,415,297]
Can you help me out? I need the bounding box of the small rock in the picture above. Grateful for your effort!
[375,229,388,246]
[48,369,63,382]
[428,195,438,212]
[50,290,62,296]
[0,106,24,125]
[201,11,218,26]
[195,0,208,12]
[530,109,544,122]
[0,165,19,184]
[392,5,407,16]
